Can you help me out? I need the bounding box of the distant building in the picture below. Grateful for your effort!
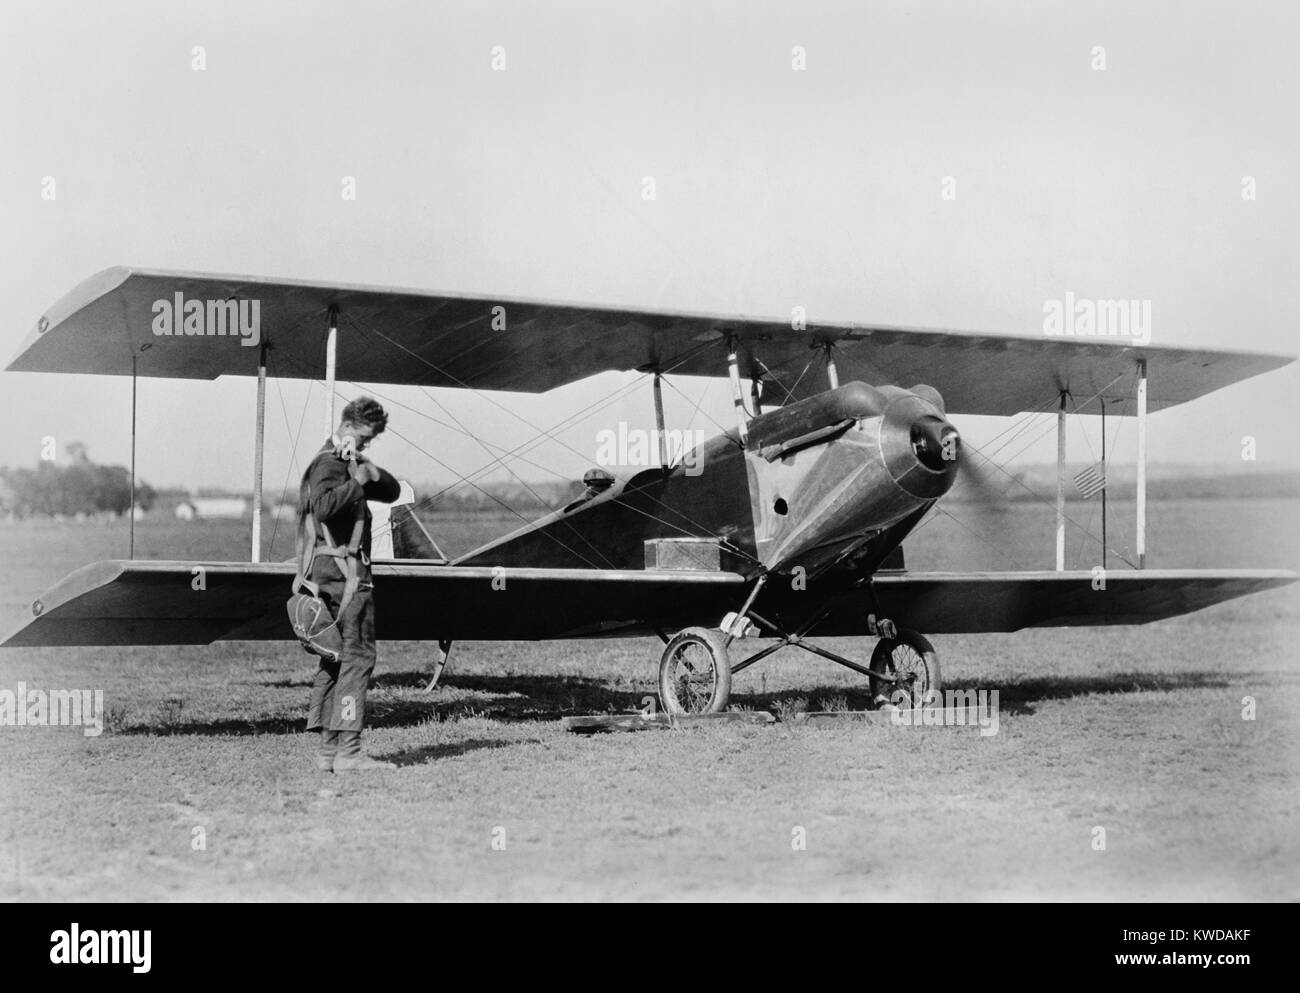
[175,497,248,520]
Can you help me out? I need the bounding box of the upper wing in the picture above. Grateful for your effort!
[2,559,1293,647]
[7,267,1291,415]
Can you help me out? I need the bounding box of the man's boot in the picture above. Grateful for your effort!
[315,729,340,772]
[332,730,396,772]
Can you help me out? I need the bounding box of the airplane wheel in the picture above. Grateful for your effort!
[658,627,732,715]
[869,629,940,708]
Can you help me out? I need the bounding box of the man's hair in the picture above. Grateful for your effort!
[341,396,389,434]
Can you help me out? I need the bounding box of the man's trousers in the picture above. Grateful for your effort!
[305,580,376,733]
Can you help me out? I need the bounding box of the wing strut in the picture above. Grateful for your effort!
[129,354,138,559]
[323,304,339,439]
[823,342,839,390]
[652,371,668,467]
[250,342,267,562]
[726,336,748,443]
[1100,396,1108,570]
[1055,391,1066,571]
[1136,358,1148,568]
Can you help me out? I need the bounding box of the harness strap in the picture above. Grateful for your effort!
[291,450,368,617]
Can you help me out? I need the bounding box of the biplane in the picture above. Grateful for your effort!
[4,267,1296,713]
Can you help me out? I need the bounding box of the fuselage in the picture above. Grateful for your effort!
[457,381,961,587]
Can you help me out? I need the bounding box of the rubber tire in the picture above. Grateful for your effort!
[869,629,941,708]
[658,627,732,715]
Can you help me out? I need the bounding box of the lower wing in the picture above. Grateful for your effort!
[1,561,1293,647]
[849,569,1297,633]
[1,560,746,646]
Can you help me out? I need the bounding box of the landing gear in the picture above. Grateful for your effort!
[655,616,939,716]
[658,627,733,714]
[869,629,941,708]
[422,639,454,693]
[655,575,940,716]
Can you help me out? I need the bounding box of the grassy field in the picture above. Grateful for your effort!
[1,499,1298,901]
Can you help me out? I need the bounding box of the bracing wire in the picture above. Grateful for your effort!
[330,313,765,564]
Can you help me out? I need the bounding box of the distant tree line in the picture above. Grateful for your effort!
[0,444,155,518]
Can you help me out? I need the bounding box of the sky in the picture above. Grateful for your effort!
[2,0,1297,500]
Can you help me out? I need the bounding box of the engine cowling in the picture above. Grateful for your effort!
[745,382,959,574]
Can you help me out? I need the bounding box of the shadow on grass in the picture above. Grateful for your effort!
[120,715,306,736]
[385,738,520,767]
[730,669,1244,717]
[120,668,1250,734]
[389,667,1249,720]
[120,672,636,735]
[121,694,495,736]
[375,671,653,721]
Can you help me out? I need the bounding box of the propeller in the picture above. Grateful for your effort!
[952,438,1013,510]
[905,381,1013,519]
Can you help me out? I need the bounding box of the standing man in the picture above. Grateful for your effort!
[301,396,401,772]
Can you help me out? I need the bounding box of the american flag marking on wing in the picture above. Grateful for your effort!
[1073,461,1107,499]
